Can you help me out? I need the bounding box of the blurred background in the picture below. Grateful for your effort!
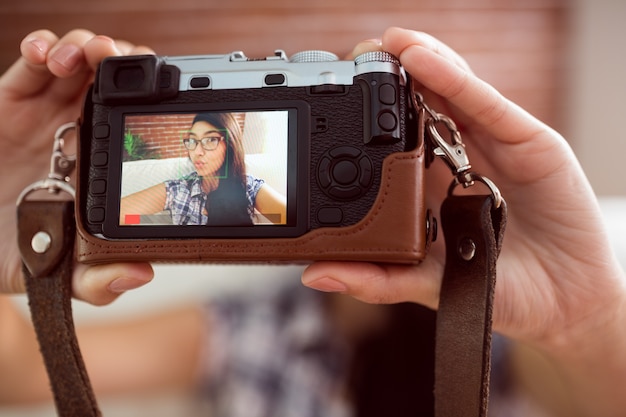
[1,0,624,197]
[1,0,624,415]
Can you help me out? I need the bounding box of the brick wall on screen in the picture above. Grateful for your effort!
[126,113,247,159]
[126,114,195,159]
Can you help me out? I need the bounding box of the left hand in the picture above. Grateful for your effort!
[0,29,154,304]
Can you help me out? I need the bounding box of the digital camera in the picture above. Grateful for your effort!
[75,49,433,264]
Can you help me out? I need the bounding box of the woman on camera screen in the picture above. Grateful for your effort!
[119,112,287,226]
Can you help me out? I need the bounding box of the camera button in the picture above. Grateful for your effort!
[379,83,396,105]
[264,73,286,86]
[333,160,358,185]
[90,179,107,195]
[318,146,372,201]
[378,111,398,132]
[94,124,110,139]
[317,207,343,225]
[328,185,361,200]
[190,76,210,89]
[358,156,373,187]
[88,207,105,223]
[317,156,332,188]
[92,152,108,167]
[329,146,360,158]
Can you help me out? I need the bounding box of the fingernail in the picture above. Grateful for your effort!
[108,277,148,294]
[51,44,82,71]
[94,35,115,44]
[304,277,348,293]
[350,39,383,60]
[28,38,47,55]
[364,38,382,46]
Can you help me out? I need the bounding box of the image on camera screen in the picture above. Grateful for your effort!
[119,111,289,227]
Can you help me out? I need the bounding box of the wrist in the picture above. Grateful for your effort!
[528,268,626,416]
[539,267,626,358]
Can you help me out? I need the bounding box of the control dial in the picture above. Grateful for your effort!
[317,146,373,201]
[290,50,339,63]
[354,51,401,66]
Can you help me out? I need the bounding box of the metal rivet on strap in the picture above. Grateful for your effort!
[31,232,52,254]
[459,238,476,261]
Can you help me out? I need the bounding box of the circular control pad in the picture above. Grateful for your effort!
[317,146,374,200]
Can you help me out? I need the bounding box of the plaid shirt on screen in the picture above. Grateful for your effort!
[164,172,264,225]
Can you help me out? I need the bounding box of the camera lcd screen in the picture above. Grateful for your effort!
[117,109,299,235]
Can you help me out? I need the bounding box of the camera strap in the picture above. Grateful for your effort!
[436,194,506,417]
[18,199,100,417]
[417,94,507,417]
[16,123,101,416]
[16,103,506,417]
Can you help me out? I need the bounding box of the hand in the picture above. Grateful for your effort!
[0,29,154,304]
[302,27,626,351]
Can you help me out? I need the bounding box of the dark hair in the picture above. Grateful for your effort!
[190,112,247,183]
[190,113,253,226]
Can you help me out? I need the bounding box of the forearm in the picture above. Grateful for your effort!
[0,296,205,403]
[79,305,205,397]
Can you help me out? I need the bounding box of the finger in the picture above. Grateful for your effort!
[65,35,153,104]
[83,36,155,70]
[382,27,546,144]
[32,29,94,79]
[301,259,443,309]
[113,39,155,57]
[384,28,472,73]
[1,29,101,99]
[0,30,59,97]
[19,29,58,66]
[129,45,155,55]
[345,39,383,60]
[109,38,135,56]
[82,35,124,70]
[72,262,154,306]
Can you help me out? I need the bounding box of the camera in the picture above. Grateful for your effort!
[75,49,432,264]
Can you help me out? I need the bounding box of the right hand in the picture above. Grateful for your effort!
[303,27,626,353]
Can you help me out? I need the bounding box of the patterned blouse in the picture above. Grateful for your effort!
[164,172,264,225]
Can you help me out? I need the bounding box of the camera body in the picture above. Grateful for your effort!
[75,49,431,264]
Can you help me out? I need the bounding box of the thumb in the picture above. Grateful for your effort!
[72,262,154,306]
[301,260,443,309]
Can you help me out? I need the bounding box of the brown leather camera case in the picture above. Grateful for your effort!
[75,116,428,265]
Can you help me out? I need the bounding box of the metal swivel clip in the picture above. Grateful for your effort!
[413,92,503,209]
[17,122,77,205]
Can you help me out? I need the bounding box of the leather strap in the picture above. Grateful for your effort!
[16,196,505,417]
[17,200,101,417]
[435,194,507,417]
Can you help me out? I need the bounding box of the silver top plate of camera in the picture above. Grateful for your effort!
[164,50,405,91]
